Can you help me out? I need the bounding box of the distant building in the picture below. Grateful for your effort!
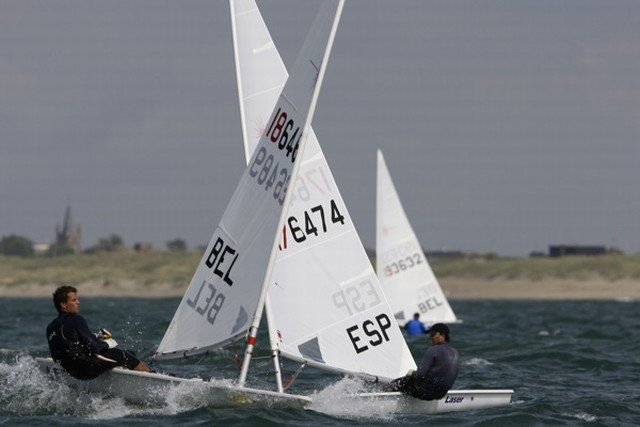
[134,242,153,252]
[529,251,547,258]
[548,245,621,257]
[56,206,81,252]
[33,242,51,255]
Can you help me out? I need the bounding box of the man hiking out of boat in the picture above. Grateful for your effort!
[46,285,152,380]
[404,312,427,336]
[386,323,459,400]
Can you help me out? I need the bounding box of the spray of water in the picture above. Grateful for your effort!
[0,355,240,419]
[308,376,396,421]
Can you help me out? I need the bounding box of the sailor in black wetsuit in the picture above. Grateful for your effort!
[387,323,459,400]
[46,285,151,380]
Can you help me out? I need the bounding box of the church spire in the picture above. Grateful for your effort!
[55,205,81,252]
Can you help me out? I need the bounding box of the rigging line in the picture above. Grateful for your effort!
[232,342,242,372]
[283,362,307,391]
[183,352,210,378]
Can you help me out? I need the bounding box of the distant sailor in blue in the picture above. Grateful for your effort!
[404,312,427,336]
[46,285,152,380]
[387,323,459,400]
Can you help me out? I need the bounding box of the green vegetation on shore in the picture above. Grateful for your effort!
[1,251,639,291]
[432,253,640,281]
[0,251,200,290]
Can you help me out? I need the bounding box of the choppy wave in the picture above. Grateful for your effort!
[2,298,639,426]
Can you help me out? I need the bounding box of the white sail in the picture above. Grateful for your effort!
[155,0,343,360]
[376,150,458,324]
[231,0,416,381]
[231,0,289,161]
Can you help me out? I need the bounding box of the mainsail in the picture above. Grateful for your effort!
[155,0,344,361]
[231,0,416,381]
[376,150,458,324]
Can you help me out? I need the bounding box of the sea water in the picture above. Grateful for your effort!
[1,297,638,426]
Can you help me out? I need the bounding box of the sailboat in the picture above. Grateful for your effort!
[36,0,345,407]
[230,0,513,414]
[376,149,459,326]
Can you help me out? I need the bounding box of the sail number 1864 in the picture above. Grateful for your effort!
[249,107,304,205]
[266,107,302,162]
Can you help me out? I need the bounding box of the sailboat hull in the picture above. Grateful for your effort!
[344,389,514,414]
[37,358,511,414]
[35,357,311,408]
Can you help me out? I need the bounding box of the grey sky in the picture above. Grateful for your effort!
[1,0,639,257]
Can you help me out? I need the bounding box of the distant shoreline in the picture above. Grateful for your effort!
[3,252,640,300]
[440,278,640,300]
[2,278,638,300]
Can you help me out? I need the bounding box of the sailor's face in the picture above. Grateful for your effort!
[430,331,444,345]
[61,292,80,314]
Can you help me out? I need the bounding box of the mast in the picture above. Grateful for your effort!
[264,296,284,392]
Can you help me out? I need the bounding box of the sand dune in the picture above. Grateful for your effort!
[2,278,638,300]
[441,278,640,300]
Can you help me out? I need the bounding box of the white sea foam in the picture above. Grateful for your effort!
[0,355,229,419]
[309,376,395,421]
[563,411,597,422]
[0,355,81,415]
[464,357,493,366]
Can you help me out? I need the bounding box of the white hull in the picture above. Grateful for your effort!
[37,358,510,414]
[35,357,310,408]
[350,389,514,414]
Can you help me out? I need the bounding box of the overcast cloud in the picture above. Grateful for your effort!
[1,0,639,257]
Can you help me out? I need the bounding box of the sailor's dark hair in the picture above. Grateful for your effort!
[52,285,77,313]
[427,323,451,342]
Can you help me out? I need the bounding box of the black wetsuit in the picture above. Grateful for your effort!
[46,313,141,380]
[389,341,459,400]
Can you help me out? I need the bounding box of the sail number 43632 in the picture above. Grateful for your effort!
[383,253,423,277]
